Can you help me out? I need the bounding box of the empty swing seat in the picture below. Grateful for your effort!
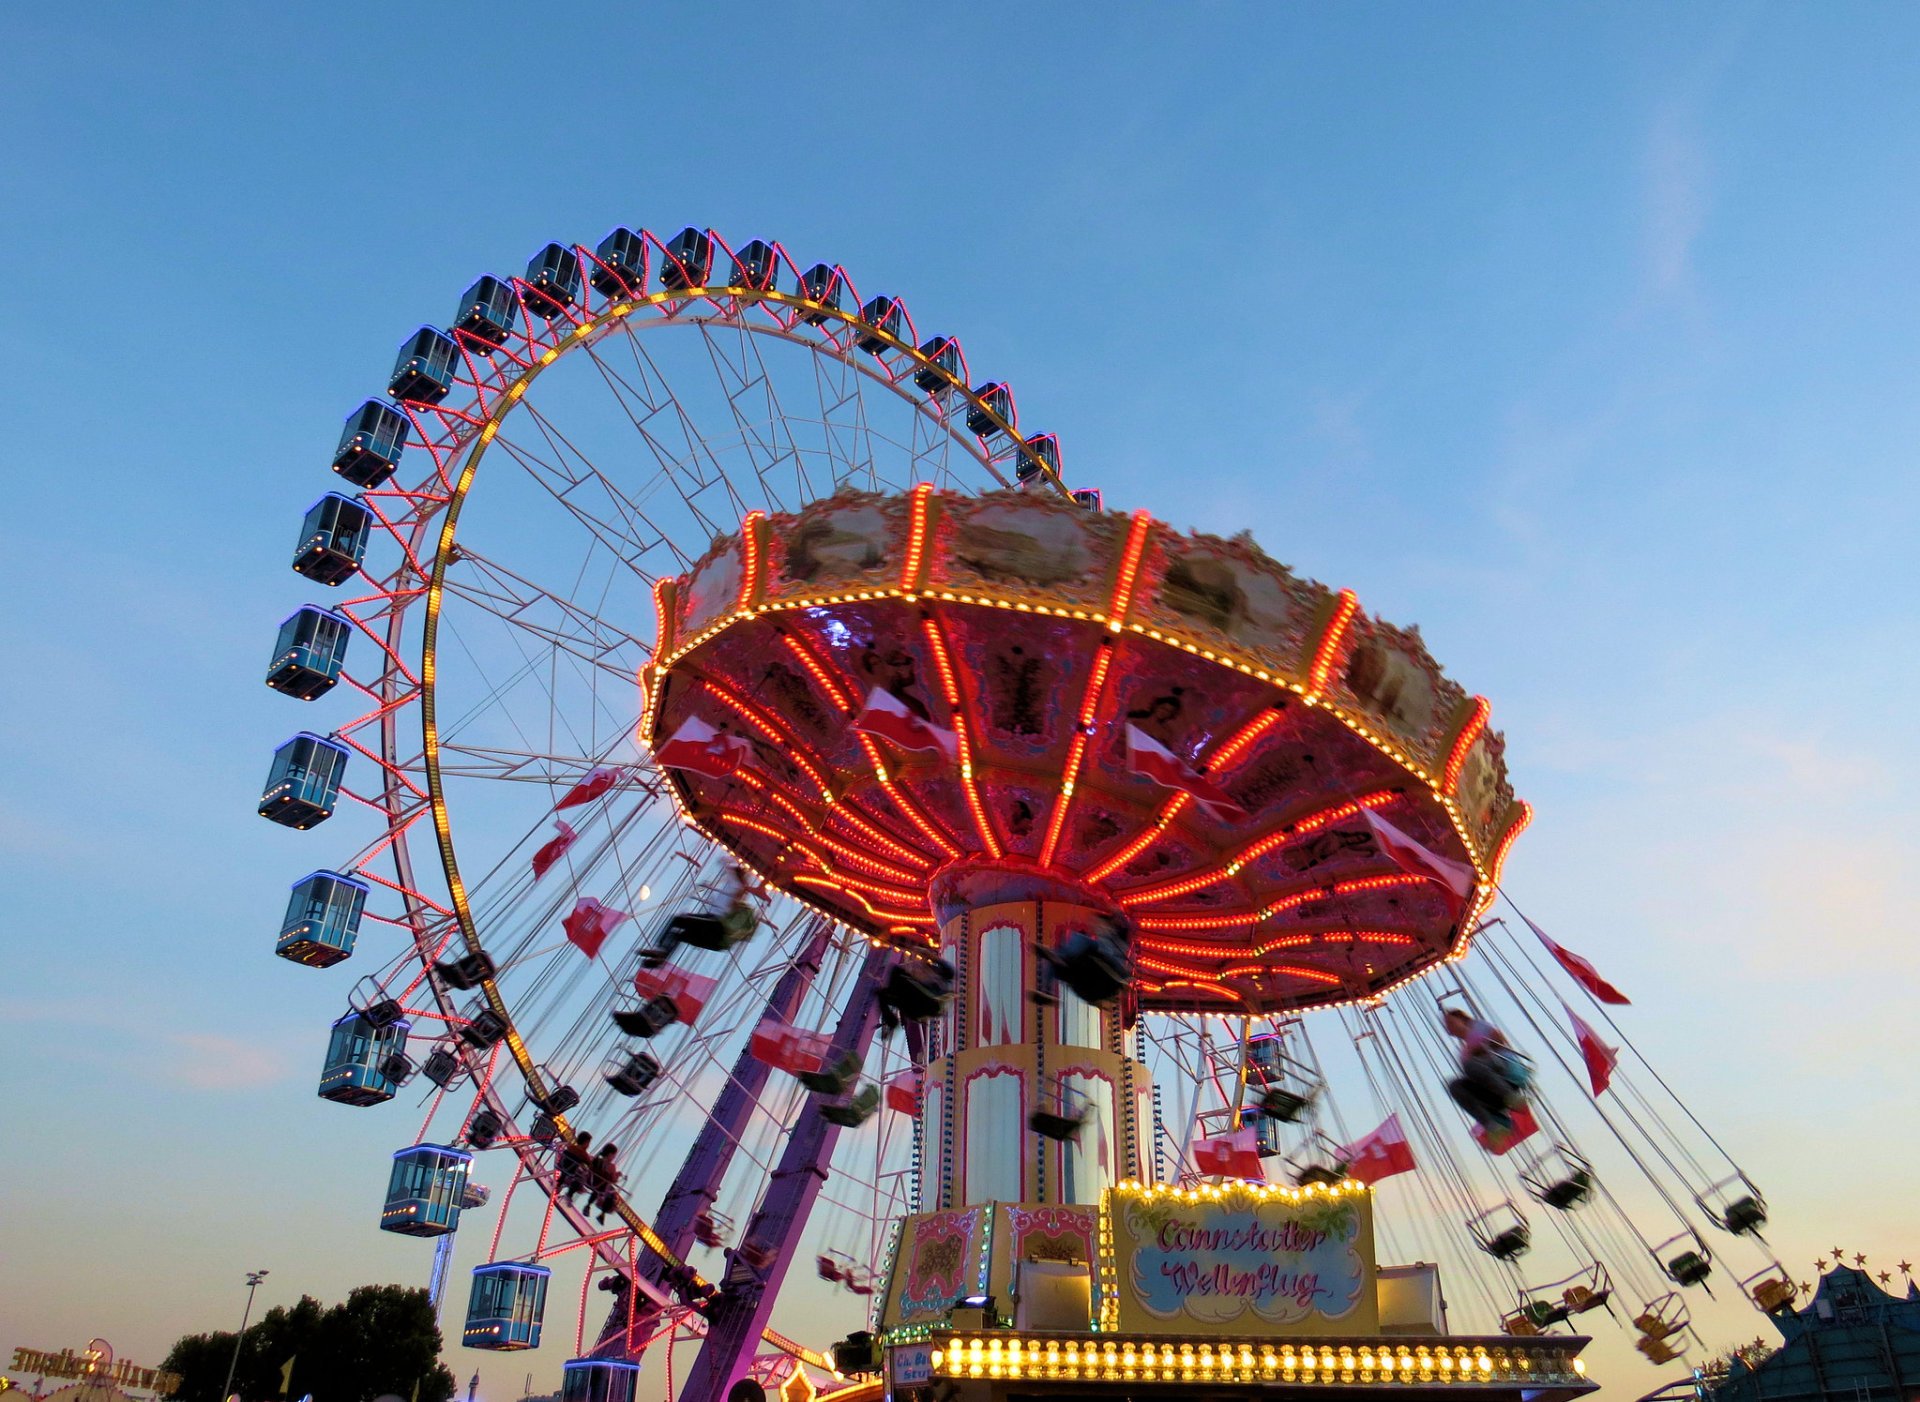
[1563,1284,1610,1313]
[319,1010,412,1105]
[382,1142,473,1237]
[259,732,351,829]
[1482,1225,1532,1261]
[611,996,680,1038]
[1258,1087,1312,1122]
[266,605,351,700]
[1752,1277,1796,1313]
[458,1003,509,1049]
[454,275,518,354]
[561,1360,640,1402]
[290,492,373,586]
[276,869,369,967]
[1541,1168,1593,1209]
[466,1108,503,1149]
[1667,1250,1712,1287]
[1721,1194,1768,1235]
[388,326,459,405]
[464,1262,551,1350]
[435,951,496,990]
[660,227,714,290]
[1028,1107,1087,1143]
[590,227,648,297]
[522,243,582,319]
[1636,1335,1684,1365]
[331,399,411,488]
[605,1051,660,1097]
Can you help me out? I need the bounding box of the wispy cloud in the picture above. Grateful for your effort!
[164,1032,291,1091]
[1642,102,1711,299]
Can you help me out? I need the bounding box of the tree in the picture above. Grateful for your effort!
[161,1286,455,1402]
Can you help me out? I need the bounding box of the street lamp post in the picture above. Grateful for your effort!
[219,1270,270,1402]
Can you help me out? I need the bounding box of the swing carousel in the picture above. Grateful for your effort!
[255,222,1789,1402]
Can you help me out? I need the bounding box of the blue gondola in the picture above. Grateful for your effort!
[388,326,459,405]
[797,262,843,324]
[291,492,372,586]
[382,1142,473,1236]
[1016,432,1061,485]
[259,732,350,829]
[266,605,351,700]
[730,238,777,291]
[277,870,369,967]
[590,228,648,297]
[660,227,713,290]
[454,275,519,355]
[966,382,1015,437]
[522,243,582,320]
[463,1263,551,1350]
[331,400,411,488]
[561,1360,640,1402]
[319,1010,411,1105]
[857,296,904,354]
[914,335,964,394]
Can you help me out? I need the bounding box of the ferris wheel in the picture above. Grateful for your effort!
[260,225,1789,1402]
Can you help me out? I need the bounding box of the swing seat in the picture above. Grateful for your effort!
[693,1213,726,1248]
[1522,1299,1573,1327]
[1636,1336,1684,1365]
[1028,1107,1087,1142]
[1482,1226,1532,1261]
[1633,1313,1676,1340]
[1562,1285,1610,1314]
[1722,1195,1768,1235]
[1500,1315,1541,1337]
[821,1086,881,1128]
[1295,1164,1346,1188]
[1258,1088,1312,1122]
[669,908,757,953]
[1752,1278,1796,1313]
[816,1255,843,1283]
[1541,1170,1593,1210]
[612,995,681,1038]
[1666,1251,1712,1288]
[798,1049,862,1096]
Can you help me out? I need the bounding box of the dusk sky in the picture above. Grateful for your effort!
[4,6,1918,1399]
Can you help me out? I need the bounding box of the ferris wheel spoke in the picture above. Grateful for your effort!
[595,330,751,531]
[440,546,652,677]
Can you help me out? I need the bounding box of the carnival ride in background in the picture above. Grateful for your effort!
[257,224,1791,1400]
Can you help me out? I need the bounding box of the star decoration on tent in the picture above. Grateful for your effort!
[1880,1272,1893,1284]
[1832,1247,1848,1261]
[1901,1262,1914,1275]
[1855,1253,1868,1267]
[1800,1281,1812,1292]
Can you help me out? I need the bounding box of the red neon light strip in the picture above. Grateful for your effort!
[1140,928,1419,960]
[855,732,962,859]
[697,678,833,799]
[922,613,1001,858]
[1490,799,1533,884]
[1307,589,1360,695]
[1443,696,1492,794]
[1107,511,1154,625]
[900,483,934,591]
[781,632,856,713]
[1114,790,1399,905]
[1039,643,1114,867]
[1133,872,1430,931]
[1082,795,1190,884]
[736,510,765,613]
[652,577,677,656]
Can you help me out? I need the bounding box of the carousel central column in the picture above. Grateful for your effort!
[922,865,1155,1212]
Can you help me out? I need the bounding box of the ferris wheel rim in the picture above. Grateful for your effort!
[381,257,1060,1357]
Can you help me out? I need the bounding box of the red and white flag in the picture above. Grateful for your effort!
[1470,1103,1541,1156]
[853,688,958,760]
[748,1018,832,1076]
[653,716,756,780]
[1524,915,1630,1005]
[1337,1113,1417,1185]
[1192,1125,1265,1181]
[530,820,577,880]
[633,965,718,1024]
[561,897,629,959]
[885,1070,925,1116]
[555,766,625,811]
[1124,725,1247,821]
[1361,808,1475,915]
[1564,1002,1619,1096]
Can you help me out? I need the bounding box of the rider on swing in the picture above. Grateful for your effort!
[1444,1006,1531,1135]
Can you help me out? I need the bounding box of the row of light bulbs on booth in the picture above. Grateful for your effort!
[927,1336,1586,1385]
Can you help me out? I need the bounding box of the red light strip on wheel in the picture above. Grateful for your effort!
[1443,696,1491,794]
[736,510,765,614]
[922,613,1002,858]
[1114,790,1399,905]
[1306,588,1360,696]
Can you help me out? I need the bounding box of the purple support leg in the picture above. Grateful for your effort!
[593,921,833,1358]
[676,942,890,1402]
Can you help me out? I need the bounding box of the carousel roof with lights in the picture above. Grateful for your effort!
[642,485,1528,1014]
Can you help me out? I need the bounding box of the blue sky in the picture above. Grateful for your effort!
[3,4,1917,1397]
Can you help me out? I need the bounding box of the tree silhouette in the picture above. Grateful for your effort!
[161,1285,455,1402]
